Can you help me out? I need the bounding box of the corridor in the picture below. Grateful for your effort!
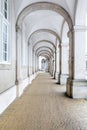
[0,73,87,130]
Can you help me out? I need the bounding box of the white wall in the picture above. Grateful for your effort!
[0,0,16,93]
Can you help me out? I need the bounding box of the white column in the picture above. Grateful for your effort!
[74,26,86,79]
[50,57,53,76]
[36,55,39,72]
[16,25,22,84]
[53,53,55,78]
[55,48,59,80]
[67,26,87,98]
[60,43,69,84]
[32,50,35,74]
[16,25,23,97]
[57,44,62,84]
[35,54,37,72]
[28,44,33,82]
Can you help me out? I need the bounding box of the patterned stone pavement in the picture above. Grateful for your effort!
[0,73,87,130]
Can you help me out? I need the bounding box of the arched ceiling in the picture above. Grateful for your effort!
[13,0,76,21]
[14,0,77,59]
[38,51,52,58]
[39,54,50,59]
[36,47,53,56]
[33,40,56,51]
[35,46,54,54]
[29,30,57,45]
[25,10,64,38]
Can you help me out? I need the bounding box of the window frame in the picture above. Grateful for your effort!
[0,0,11,69]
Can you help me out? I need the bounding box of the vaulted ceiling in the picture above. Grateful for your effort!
[13,0,78,59]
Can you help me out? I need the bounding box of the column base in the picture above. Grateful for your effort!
[54,72,59,79]
[60,74,69,85]
[57,73,61,84]
[66,78,87,99]
[50,71,53,77]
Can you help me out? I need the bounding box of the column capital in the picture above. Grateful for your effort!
[16,24,21,32]
[67,25,87,37]
[56,50,59,53]
[73,25,87,32]
[58,44,61,48]
[61,42,69,47]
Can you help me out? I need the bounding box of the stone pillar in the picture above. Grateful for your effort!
[67,26,87,98]
[35,54,37,72]
[28,44,33,77]
[32,50,35,74]
[16,25,23,97]
[45,59,49,72]
[57,44,62,84]
[37,56,39,71]
[54,48,59,80]
[60,43,69,84]
[16,25,22,85]
[53,53,55,78]
[50,57,53,76]
[27,43,29,77]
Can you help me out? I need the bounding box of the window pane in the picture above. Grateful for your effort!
[3,23,8,62]
[5,44,7,51]
[4,0,7,19]
[3,52,7,61]
[4,11,7,19]
[5,2,7,11]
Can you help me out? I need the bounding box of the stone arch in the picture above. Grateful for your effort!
[39,54,50,59]
[35,46,54,54]
[38,52,51,58]
[36,49,53,56]
[33,40,56,50]
[16,2,74,98]
[16,2,73,29]
[28,29,61,44]
[37,50,53,57]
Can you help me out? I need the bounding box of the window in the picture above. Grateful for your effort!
[0,0,9,63]
[3,23,8,61]
[2,0,9,62]
[3,0,8,19]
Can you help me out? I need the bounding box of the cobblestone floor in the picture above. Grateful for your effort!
[0,73,87,130]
